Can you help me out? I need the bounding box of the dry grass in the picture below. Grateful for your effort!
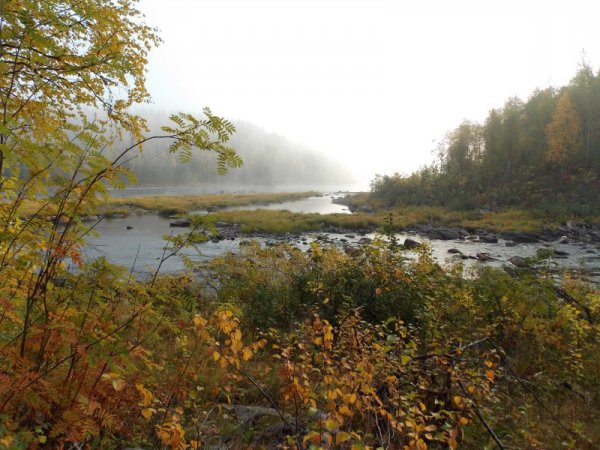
[103,191,319,215]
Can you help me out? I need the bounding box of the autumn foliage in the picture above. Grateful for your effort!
[1,1,600,449]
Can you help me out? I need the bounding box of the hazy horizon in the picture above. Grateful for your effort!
[137,0,600,185]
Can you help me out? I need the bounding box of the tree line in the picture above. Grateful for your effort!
[371,64,600,214]
[122,113,354,187]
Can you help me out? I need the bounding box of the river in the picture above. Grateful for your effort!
[85,191,600,283]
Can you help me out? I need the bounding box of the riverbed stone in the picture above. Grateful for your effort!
[403,238,421,249]
[479,233,498,243]
[170,218,191,227]
[509,256,529,267]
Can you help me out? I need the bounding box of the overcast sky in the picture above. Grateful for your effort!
[138,0,600,184]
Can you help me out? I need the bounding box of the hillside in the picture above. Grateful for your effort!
[124,113,355,187]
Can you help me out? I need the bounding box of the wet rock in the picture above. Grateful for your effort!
[476,252,495,262]
[403,238,421,249]
[479,233,498,243]
[170,218,191,227]
[553,249,569,257]
[501,231,541,243]
[126,226,133,230]
[509,256,528,267]
[448,248,462,254]
[427,227,463,240]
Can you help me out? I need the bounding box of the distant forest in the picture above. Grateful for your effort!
[122,112,354,187]
[371,64,600,214]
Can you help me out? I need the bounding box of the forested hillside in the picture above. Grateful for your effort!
[123,114,354,187]
[371,65,600,214]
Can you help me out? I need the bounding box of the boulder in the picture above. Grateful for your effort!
[403,238,421,249]
[509,256,528,268]
[427,227,462,240]
[479,233,498,243]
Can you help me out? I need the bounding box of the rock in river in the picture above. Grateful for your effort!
[170,218,191,227]
[404,238,421,249]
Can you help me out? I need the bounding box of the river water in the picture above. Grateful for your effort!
[85,192,600,283]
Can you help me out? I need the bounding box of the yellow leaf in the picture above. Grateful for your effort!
[242,348,253,361]
[375,287,382,295]
[324,418,338,430]
[485,360,493,368]
[339,405,352,416]
[213,351,220,361]
[141,408,155,420]
[347,393,357,404]
[460,416,469,426]
[486,370,496,381]
[336,431,351,444]
[39,436,47,444]
[193,315,207,330]
[230,329,243,354]
[303,431,321,445]
[453,395,462,406]
[136,383,153,406]
[467,385,476,394]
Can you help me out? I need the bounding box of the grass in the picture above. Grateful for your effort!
[19,190,600,234]
[101,191,600,234]
[102,191,320,215]
[209,206,545,234]
[211,209,381,234]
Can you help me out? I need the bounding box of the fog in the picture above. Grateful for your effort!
[124,109,360,190]
[137,0,600,185]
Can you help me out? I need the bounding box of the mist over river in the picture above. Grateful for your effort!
[86,191,600,283]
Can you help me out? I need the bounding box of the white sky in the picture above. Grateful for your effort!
[138,0,600,184]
